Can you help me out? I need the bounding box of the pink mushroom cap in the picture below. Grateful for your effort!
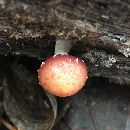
[38,54,88,97]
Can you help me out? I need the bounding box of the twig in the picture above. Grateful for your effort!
[0,119,17,130]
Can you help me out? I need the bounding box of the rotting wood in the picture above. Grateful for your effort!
[0,0,130,84]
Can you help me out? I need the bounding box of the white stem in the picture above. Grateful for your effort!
[55,38,72,55]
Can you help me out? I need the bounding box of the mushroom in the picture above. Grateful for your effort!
[38,38,88,97]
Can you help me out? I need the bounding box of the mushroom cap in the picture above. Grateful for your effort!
[38,54,88,97]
